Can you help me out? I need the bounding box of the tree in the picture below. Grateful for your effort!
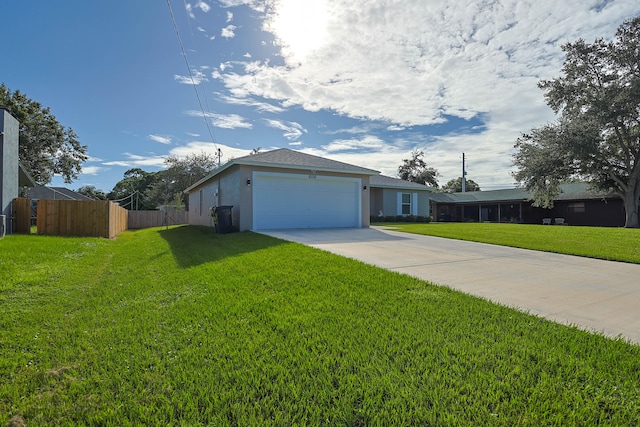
[77,185,107,200]
[0,84,88,184]
[107,168,159,210]
[146,152,218,209]
[441,177,481,193]
[398,150,439,187]
[512,16,640,228]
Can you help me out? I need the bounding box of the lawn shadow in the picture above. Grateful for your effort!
[158,225,287,268]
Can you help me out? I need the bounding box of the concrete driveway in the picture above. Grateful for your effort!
[261,226,640,345]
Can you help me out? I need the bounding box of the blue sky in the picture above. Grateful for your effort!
[2,1,639,193]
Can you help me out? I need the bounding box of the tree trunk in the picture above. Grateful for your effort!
[623,190,640,228]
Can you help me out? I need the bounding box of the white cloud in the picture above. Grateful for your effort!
[80,166,105,175]
[215,0,640,188]
[174,69,208,85]
[218,93,285,113]
[169,141,250,163]
[197,1,211,13]
[263,119,306,140]
[148,134,172,145]
[226,11,234,22]
[221,25,237,38]
[185,110,253,129]
[321,135,386,153]
[103,153,166,168]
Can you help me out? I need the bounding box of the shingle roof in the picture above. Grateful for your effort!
[369,175,435,191]
[185,148,380,193]
[433,182,615,204]
[233,148,380,174]
[28,186,94,201]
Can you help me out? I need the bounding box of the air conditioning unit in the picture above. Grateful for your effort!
[0,215,5,238]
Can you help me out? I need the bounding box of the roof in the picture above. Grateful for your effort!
[185,148,380,193]
[369,175,435,191]
[28,186,94,201]
[18,163,36,188]
[433,182,615,204]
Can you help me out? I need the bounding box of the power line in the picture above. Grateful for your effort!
[181,0,215,118]
[167,0,219,152]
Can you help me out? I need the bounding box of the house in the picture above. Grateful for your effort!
[27,186,94,201]
[185,148,379,231]
[369,174,435,218]
[430,182,625,227]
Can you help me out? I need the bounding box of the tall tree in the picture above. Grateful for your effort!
[398,150,439,187]
[0,84,88,184]
[76,185,107,200]
[107,168,159,210]
[441,177,481,193]
[146,152,218,209]
[513,16,640,228]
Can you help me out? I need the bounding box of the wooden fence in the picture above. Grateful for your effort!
[12,197,32,233]
[128,209,188,229]
[37,199,128,239]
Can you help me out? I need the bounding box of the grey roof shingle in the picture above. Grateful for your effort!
[433,183,614,204]
[28,186,94,201]
[185,148,380,193]
[233,148,380,174]
[369,175,435,191]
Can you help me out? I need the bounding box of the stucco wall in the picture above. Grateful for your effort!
[1,109,19,234]
[187,178,218,226]
[375,188,431,217]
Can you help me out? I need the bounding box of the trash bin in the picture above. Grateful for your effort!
[214,205,234,234]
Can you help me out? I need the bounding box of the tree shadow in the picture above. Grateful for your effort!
[158,225,287,269]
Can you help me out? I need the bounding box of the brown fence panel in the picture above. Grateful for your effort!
[128,210,188,229]
[109,202,128,239]
[12,197,32,233]
[37,200,128,238]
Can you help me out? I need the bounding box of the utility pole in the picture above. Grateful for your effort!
[217,148,222,167]
[461,152,466,193]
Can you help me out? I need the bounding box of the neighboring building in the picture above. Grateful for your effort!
[369,175,435,218]
[27,186,94,201]
[185,148,378,231]
[430,183,625,227]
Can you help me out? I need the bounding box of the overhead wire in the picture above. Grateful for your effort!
[166,0,219,153]
[181,0,215,118]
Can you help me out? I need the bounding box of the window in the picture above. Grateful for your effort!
[199,189,204,215]
[401,193,411,215]
[567,202,585,214]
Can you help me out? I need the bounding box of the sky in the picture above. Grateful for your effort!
[2,1,639,193]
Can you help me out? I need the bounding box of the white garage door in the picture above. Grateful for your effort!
[253,172,362,230]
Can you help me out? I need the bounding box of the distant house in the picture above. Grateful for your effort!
[430,183,625,227]
[27,186,94,201]
[369,175,435,218]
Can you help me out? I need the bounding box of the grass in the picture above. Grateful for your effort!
[1,226,639,425]
[377,222,640,264]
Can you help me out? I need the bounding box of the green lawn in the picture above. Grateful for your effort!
[377,222,640,264]
[1,226,639,425]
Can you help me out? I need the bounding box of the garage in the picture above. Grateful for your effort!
[252,171,362,230]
